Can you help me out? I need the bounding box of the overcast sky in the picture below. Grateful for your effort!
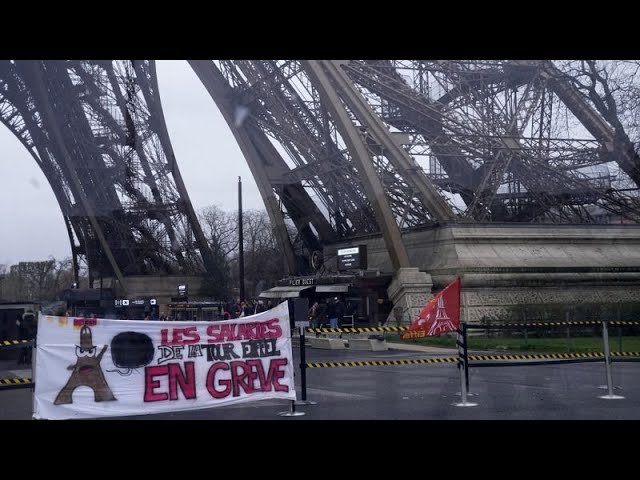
[0,60,265,268]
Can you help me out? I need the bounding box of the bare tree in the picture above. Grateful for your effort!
[240,209,287,299]
[199,205,239,258]
[554,60,640,194]
[0,257,77,302]
[557,61,640,141]
[197,205,238,299]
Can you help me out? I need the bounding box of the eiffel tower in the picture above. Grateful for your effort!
[3,60,640,315]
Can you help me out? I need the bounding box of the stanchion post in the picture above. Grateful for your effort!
[463,323,470,392]
[565,310,571,353]
[598,320,624,400]
[278,399,306,417]
[617,305,622,353]
[454,329,477,407]
[296,325,316,406]
[300,325,307,400]
[456,323,476,397]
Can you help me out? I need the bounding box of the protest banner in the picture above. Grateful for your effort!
[33,301,295,419]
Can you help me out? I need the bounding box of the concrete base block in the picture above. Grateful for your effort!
[348,339,388,351]
[387,267,434,325]
[309,337,347,349]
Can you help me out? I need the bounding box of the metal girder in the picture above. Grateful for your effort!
[328,60,456,223]
[190,60,338,247]
[344,61,478,199]
[345,60,639,223]
[302,60,411,270]
[189,60,298,274]
[465,81,544,220]
[0,60,214,286]
[222,60,377,237]
[133,60,214,271]
[201,59,638,240]
[2,59,639,289]
[19,60,128,290]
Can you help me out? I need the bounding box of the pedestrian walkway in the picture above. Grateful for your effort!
[0,359,32,379]
[385,342,458,355]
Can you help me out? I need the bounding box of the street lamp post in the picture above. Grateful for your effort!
[238,176,245,303]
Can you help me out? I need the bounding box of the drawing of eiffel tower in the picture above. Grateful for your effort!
[427,295,457,336]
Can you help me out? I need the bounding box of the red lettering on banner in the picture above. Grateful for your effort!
[237,323,257,340]
[145,363,197,402]
[205,358,289,399]
[246,359,268,391]
[206,320,283,343]
[206,324,222,343]
[144,365,169,402]
[231,361,253,396]
[168,362,196,400]
[181,327,200,344]
[265,319,282,339]
[219,324,238,342]
[73,318,97,327]
[267,358,289,392]
[246,360,260,392]
[160,327,201,346]
[206,362,231,398]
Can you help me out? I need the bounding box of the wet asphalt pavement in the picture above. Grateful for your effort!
[1,345,639,420]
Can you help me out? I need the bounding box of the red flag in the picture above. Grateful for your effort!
[400,278,460,340]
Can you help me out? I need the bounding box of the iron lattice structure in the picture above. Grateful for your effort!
[0,60,213,289]
[2,60,640,284]
[190,60,640,274]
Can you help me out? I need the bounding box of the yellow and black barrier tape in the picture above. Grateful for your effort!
[0,377,32,386]
[306,326,407,334]
[465,351,640,361]
[469,352,603,361]
[469,321,640,328]
[305,352,640,368]
[0,339,31,349]
[305,321,640,335]
[306,357,459,368]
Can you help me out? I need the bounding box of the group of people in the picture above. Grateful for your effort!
[308,297,351,328]
[223,300,273,320]
[154,299,275,322]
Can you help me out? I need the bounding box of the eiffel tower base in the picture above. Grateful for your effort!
[387,268,434,325]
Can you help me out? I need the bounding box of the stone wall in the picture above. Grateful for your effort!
[324,224,640,323]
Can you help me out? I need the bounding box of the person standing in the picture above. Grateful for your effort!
[327,298,338,329]
[334,297,345,328]
[308,301,319,327]
[17,311,36,365]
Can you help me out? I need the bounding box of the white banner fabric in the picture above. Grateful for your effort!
[34,301,295,419]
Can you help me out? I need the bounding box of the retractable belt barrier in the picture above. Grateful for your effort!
[466,321,640,329]
[305,320,640,335]
[299,320,640,407]
[0,340,33,350]
[304,351,640,368]
[306,326,407,334]
[0,378,33,390]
